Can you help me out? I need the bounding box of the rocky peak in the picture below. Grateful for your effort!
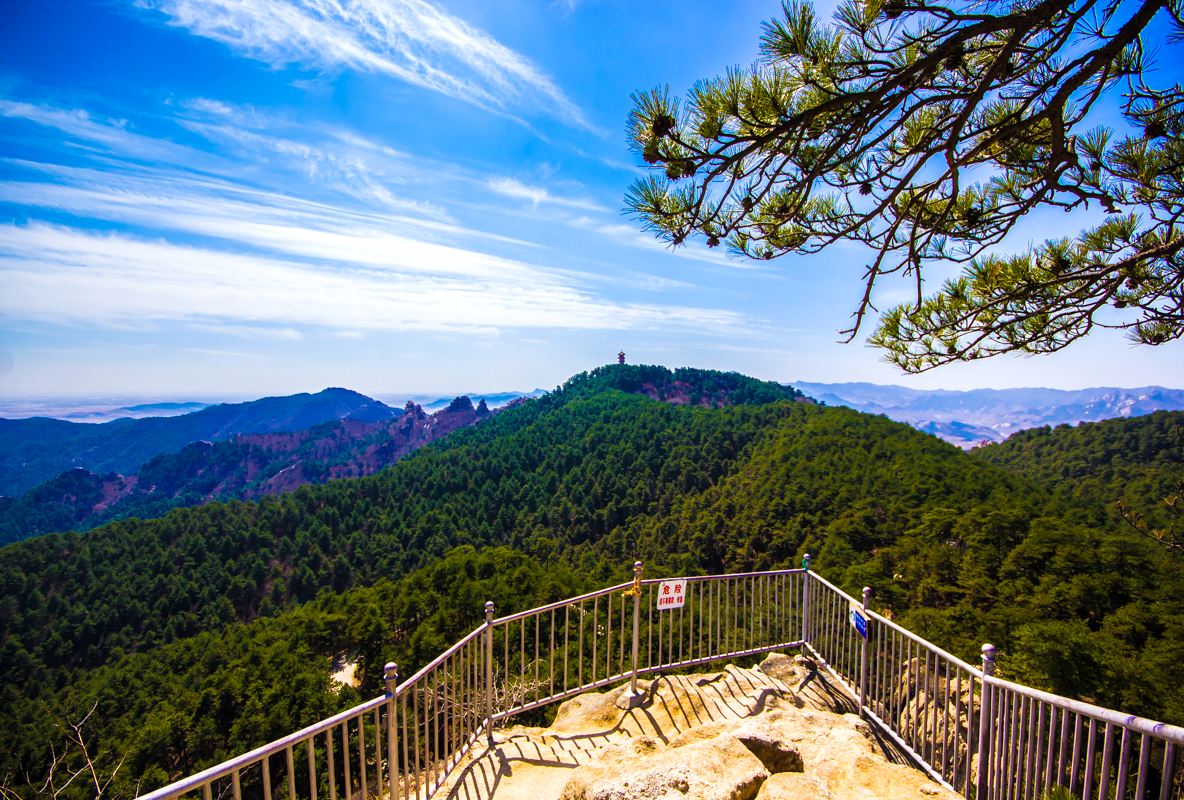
[444,395,475,414]
[476,398,490,416]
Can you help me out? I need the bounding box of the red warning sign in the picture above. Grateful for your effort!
[657,579,686,610]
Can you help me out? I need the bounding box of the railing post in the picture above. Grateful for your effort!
[484,600,495,748]
[800,553,811,645]
[976,643,997,800]
[630,560,643,697]
[383,662,398,800]
[858,586,871,717]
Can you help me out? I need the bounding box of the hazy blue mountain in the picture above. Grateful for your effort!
[0,399,215,424]
[0,397,497,544]
[397,389,547,412]
[0,387,399,496]
[791,382,1184,446]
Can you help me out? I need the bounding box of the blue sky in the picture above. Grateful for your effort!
[1,0,1181,400]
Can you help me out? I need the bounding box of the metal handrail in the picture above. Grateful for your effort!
[137,563,1183,800]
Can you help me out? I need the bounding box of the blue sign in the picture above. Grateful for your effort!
[849,607,868,640]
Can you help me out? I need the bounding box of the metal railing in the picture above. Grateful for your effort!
[139,561,1183,800]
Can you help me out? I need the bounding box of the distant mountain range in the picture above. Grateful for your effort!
[0,392,502,544]
[0,387,400,496]
[5,377,1181,543]
[393,389,547,413]
[790,382,1184,446]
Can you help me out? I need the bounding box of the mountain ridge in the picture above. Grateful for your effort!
[0,396,496,544]
[792,381,1184,446]
[0,387,401,496]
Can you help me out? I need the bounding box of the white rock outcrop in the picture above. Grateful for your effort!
[440,654,960,800]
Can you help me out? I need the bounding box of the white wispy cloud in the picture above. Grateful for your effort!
[136,0,590,127]
[0,223,747,334]
[487,177,607,212]
[1,94,756,341]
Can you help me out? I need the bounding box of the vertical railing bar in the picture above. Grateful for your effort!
[621,591,628,674]
[550,606,557,701]
[908,636,917,750]
[203,783,213,800]
[232,769,242,800]
[1015,694,1026,800]
[716,574,723,660]
[308,735,318,800]
[891,628,901,743]
[605,592,612,678]
[1134,731,1150,800]
[648,583,655,672]
[357,714,367,800]
[286,744,297,800]
[1010,689,1022,800]
[1005,689,1017,800]
[1116,726,1132,800]
[412,676,421,798]
[263,752,273,800]
[1058,707,1071,786]
[724,575,734,657]
[400,695,409,800]
[1028,701,1043,800]
[821,581,830,666]
[374,708,384,799]
[682,577,690,665]
[1157,742,1175,800]
[1021,693,1030,800]
[447,658,455,771]
[1099,723,1115,800]
[1071,713,1083,793]
[940,655,949,781]
[926,647,936,767]
[1042,704,1055,797]
[327,725,337,800]
[1011,691,1022,800]
[592,595,599,685]
[801,557,810,645]
[1047,705,1060,795]
[991,683,1002,800]
[963,670,973,799]
[1084,718,1098,800]
[1036,700,1048,800]
[993,684,1006,800]
[342,719,352,800]
[931,648,941,772]
[1023,698,1035,800]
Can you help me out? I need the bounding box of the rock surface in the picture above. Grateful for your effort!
[439,654,960,800]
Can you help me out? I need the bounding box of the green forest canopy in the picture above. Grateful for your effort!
[1,365,1181,797]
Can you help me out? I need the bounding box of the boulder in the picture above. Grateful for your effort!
[755,773,831,800]
[559,735,768,800]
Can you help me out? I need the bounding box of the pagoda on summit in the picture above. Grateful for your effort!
[617,351,626,365]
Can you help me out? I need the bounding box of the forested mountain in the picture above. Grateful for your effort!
[794,382,1184,446]
[1,365,1179,799]
[0,387,400,496]
[973,411,1184,531]
[0,396,491,544]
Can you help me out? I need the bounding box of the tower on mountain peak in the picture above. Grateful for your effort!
[618,351,626,365]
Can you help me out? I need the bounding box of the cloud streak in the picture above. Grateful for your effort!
[137,0,589,127]
[0,223,745,334]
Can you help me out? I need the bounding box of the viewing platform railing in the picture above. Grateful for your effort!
[139,561,1183,800]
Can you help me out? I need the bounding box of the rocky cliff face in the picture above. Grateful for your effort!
[442,654,958,800]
